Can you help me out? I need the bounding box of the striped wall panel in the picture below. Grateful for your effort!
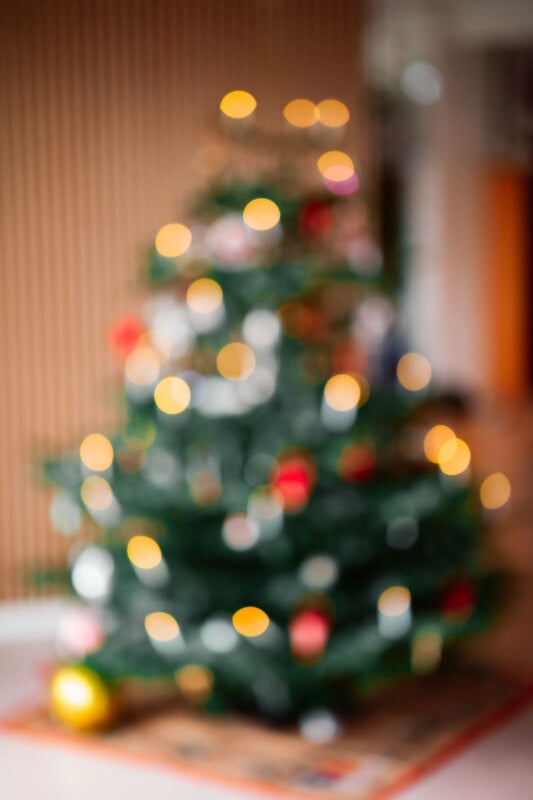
[0,0,362,598]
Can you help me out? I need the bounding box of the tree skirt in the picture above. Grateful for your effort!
[2,670,532,799]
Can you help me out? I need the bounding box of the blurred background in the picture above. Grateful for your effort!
[0,0,532,602]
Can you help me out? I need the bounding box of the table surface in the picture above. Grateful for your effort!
[0,603,532,800]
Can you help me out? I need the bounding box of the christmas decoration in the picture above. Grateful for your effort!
[42,91,500,728]
[49,665,116,731]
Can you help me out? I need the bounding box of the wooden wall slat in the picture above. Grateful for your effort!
[0,0,362,598]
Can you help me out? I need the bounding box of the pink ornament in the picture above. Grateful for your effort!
[56,607,105,657]
[289,609,330,661]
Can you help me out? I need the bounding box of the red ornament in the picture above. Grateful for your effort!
[289,609,330,661]
[338,444,376,483]
[299,199,334,238]
[270,455,315,512]
[108,316,145,358]
[441,579,476,623]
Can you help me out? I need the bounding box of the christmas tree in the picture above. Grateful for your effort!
[44,91,499,735]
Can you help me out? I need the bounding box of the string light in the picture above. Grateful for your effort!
[154,376,191,415]
[216,342,255,381]
[396,353,432,391]
[232,606,270,637]
[127,535,162,569]
[423,424,456,463]
[317,151,355,182]
[219,90,257,119]
[316,99,350,127]
[144,611,180,642]
[222,513,259,551]
[79,433,114,472]
[480,472,511,510]
[175,665,214,703]
[80,476,114,512]
[124,347,161,387]
[186,278,223,314]
[243,198,280,231]
[377,586,412,638]
[438,438,471,476]
[155,223,192,258]
[324,374,361,411]
[282,98,318,127]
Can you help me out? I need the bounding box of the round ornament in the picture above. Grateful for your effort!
[441,579,476,623]
[289,609,330,661]
[49,665,117,731]
[270,454,316,513]
[338,444,376,483]
[299,199,334,238]
[108,316,145,358]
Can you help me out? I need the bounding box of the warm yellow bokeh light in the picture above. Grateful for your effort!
[80,476,114,511]
[186,278,223,314]
[324,374,361,412]
[144,611,180,642]
[80,433,114,472]
[423,424,456,463]
[127,535,162,569]
[396,352,432,391]
[216,342,256,381]
[378,586,411,617]
[438,437,471,476]
[317,150,355,182]
[242,198,281,231]
[283,98,318,127]
[219,90,257,119]
[154,376,191,415]
[155,223,192,258]
[175,664,214,702]
[317,99,350,127]
[125,347,161,386]
[480,472,511,509]
[232,606,270,637]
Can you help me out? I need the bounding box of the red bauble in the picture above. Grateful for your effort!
[441,579,476,622]
[271,455,315,512]
[108,316,145,357]
[299,199,334,238]
[289,609,330,661]
[338,444,376,483]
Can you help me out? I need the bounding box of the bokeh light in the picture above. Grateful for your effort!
[144,611,180,642]
[49,492,82,535]
[396,352,432,391]
[219,89,257,119]
[222,513,259,551]
[242,198,281,231]
[80,476,114,512]
[282,98,318,127]
[216,342,256,381]
[154,376,191,415]
[378,586,411,617]
[50,666,113,731]
[438,438,471,476]
[80,433,114,472]
[232,606,270,637]
[71,546,114,601]
[317,150,355,182]
[401,61,443,105]
[186,278,223,314]
[423,424,456,463]
[242,308,281,350]
[300,709,340,743]
[324,373,361,411]
[480,472,511,510]
[411,628,443,675]
[127,535,162,569]
[248,485,284,537]
[299,555,338,589]
[175,665,214,703]
[155,223,192,258]
[124,347,161,387]
[200,617,239,653]
[317,98,350,127]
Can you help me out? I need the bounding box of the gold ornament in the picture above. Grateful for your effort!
[49,665,116,731]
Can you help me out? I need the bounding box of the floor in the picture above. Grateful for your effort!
[1,399,532,798]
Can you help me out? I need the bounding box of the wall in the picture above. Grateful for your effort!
[0,0,363,598]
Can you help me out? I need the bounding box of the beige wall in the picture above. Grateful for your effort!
[0,0,363,598]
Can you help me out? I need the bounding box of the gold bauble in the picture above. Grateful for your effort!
[49,665,116,732]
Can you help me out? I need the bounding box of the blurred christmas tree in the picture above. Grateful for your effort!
[44,91,500,735]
